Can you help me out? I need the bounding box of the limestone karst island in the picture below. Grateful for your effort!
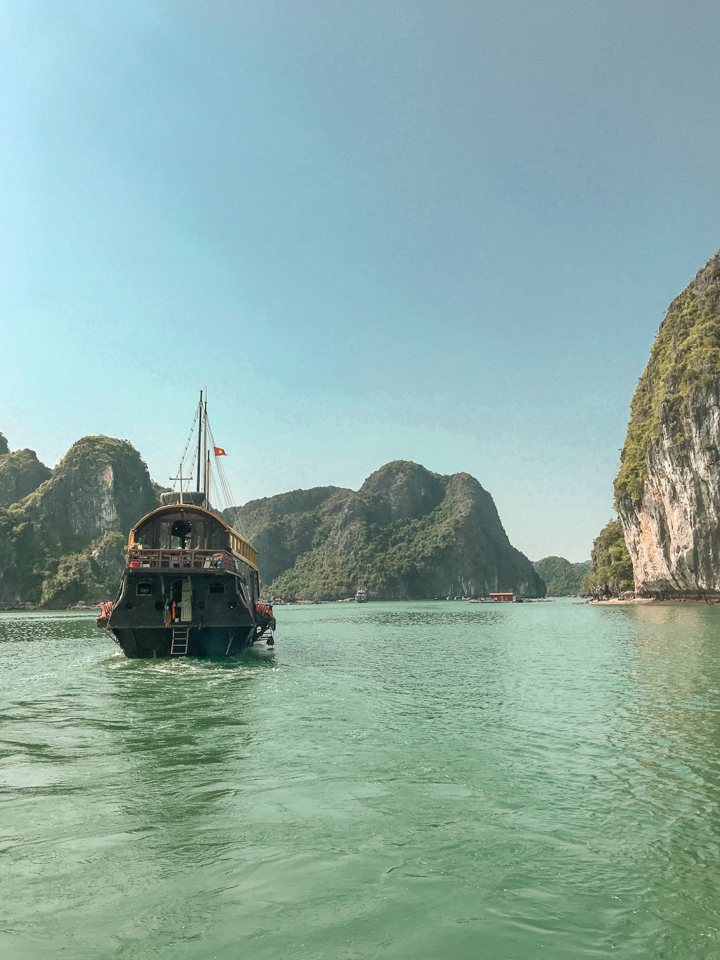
[584,247,720,602]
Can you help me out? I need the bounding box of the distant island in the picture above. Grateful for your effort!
[532,556,590,597]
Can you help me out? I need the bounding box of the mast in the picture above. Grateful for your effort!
[205,450,210,508]
[203,395,209,507]
[196,390,203,493]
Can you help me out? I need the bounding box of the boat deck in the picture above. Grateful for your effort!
[125,547,237,571]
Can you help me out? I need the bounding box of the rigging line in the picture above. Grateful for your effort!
[181,434,200,493]
[214,441,237,510]
[221,484,243,536]
[207,421,239,524]
[172,408,200,492]
[203,416,243,537]
[184,445,198,485]
[218,458,237,508]
[218,462,234,508]
[222,475,240,520]
[208,470,220,515]
[212,463,228,510]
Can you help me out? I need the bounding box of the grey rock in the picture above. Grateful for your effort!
[618,382,720,598]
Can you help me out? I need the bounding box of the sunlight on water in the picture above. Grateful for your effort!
[2,602,720,958]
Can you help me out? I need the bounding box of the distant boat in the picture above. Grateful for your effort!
[355,588,367,603]
[98,393,275,658]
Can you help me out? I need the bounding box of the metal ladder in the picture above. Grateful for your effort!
[170,626,190,656]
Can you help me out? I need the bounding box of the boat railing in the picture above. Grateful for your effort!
[126,547,236,571]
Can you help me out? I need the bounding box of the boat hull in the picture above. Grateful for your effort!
[110,624,257,658]
[105,566,270,659]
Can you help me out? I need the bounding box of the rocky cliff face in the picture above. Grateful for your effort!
[21,436,158,551]
[225,486,353,584]
[0,448,52,508]
[233,460,545,600]
[615,249,720,598]
[0,435,160,608]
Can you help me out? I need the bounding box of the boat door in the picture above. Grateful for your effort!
[170,578,193,622]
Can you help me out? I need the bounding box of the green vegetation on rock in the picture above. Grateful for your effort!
[40,532,127,608]
[532,556,590,596]
[581,520,634,598]
[266,484,459,599]
[224,486,353,585]
[615,252,720,504]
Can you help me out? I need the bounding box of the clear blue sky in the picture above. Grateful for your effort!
[2,0,719,561]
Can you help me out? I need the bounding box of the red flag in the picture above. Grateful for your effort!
[213,446,227,456]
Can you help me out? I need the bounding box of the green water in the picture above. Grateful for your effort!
[2,601,720,959]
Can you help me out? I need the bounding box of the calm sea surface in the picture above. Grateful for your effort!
[2,600,720,959]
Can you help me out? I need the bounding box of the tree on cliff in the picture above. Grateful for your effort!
[580,520,634,598]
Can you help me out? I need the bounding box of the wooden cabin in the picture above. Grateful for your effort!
[126,504,257,573]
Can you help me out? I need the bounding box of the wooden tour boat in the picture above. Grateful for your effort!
[98,393,275,658]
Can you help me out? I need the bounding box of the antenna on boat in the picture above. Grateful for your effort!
[170,467,186,504]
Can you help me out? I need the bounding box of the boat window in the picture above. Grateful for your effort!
[157,520,172,548]
[185,520,211,550]
[136,525,156,548]
[134,511,230,550]
[170,519,191,548]
[136,583,153,596]
[209,525,228,550]
[209,583,224,595]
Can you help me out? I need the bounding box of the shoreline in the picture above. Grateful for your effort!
[585,597,720,606]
